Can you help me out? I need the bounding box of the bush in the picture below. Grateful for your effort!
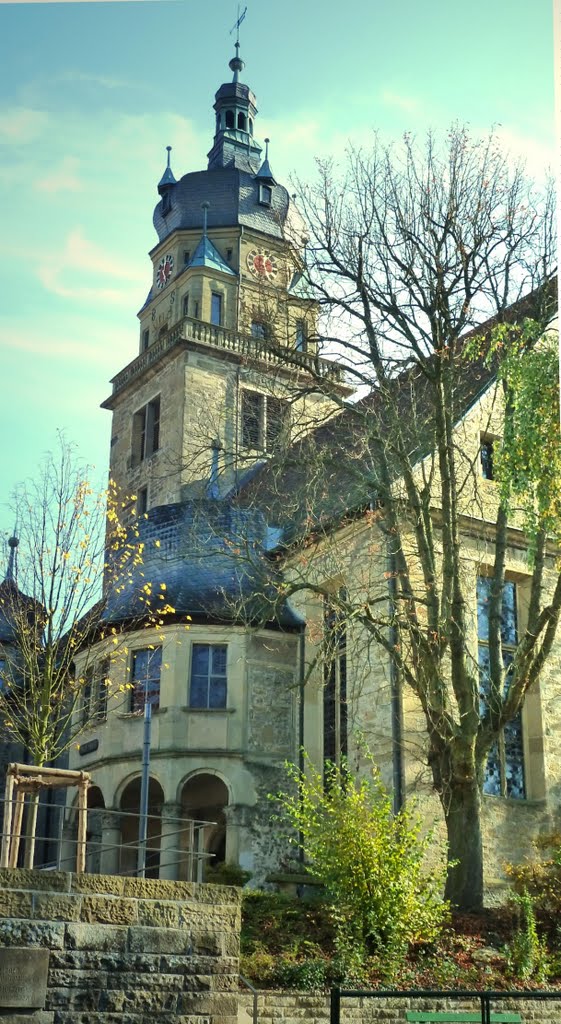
[505,889,550,983]
[273,752,450,971]
[506,832,561,938]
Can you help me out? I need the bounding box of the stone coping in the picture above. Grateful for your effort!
[0,869,241,905]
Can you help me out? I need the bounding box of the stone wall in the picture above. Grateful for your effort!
[0,869,240,1024]
[239,989,561,1024]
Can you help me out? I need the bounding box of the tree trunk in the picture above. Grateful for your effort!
[443,777,484,911]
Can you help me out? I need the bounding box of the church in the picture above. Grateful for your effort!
[3,36,559,898]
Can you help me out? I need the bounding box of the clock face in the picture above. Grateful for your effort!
[246,248,279,280]
[156,253,174,289]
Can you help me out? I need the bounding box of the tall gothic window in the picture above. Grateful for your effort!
[477,577,525,799]
[323,593,348,778]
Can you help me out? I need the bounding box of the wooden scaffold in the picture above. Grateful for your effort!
[0,763,91,872]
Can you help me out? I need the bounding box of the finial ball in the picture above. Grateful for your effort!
[8,537,18,549]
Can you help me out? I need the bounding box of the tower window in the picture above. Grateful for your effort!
[249,118,253,135]
[132,395,161,464]
[211,292,223,326]
[241,390,290,452]
[142,329,150,352]
[183,250,191,265]
[189,644,227,709]
[480,435,495,480]
[137,486,148,516]
[241,390,262,448]
[182,293,189,316]
[130,647,162,712]
[226,248,233,261]
[225,110,235,129]
[295,320,307,352]
[258,184,273,206]
[237,112,247,131]
[251,320,268,340]
[161,192,172,216]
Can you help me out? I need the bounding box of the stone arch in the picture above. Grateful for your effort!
[225,110,235,129]
[119,776,164,879]
[179,771,230,876]
[237,111,247,131]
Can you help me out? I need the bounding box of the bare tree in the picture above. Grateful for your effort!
[237,127,560,911]
[0,440,172,860]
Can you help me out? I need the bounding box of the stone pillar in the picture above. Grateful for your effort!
[100,811,122,876]
[87,809,103,874]
[159,801,182,880]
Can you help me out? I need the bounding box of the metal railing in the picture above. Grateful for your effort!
[330,986,561,1024]
[239,975,258,1024]
[107,315,346,398]
[0,796,216,881]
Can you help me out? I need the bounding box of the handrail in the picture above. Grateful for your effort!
[239,974,258,1024]
[107,315,346,398]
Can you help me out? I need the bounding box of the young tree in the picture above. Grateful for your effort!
[0,441,163,861]
[238,128,559,910]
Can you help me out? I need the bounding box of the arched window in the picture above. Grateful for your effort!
[249,118,253,135]
[225,110,235,129]
[237,112,247,131]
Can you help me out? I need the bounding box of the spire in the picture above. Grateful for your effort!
[5,535,18,583]
[229,4,247,81]
[158,145,177,194]
[255,137,276,184]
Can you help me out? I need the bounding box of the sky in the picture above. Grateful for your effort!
[0,0,556,551]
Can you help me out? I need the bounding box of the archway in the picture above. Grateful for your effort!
[180,773,229,879]
[120,776,164,878]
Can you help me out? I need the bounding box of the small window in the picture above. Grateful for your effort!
[193,300,200,319]
[183,250,191,265]
[81,658,110,726]
[237,112,247,131]
[480,436,495,480]
[190,644,227,709]
[241,390,263,448]
[132,396,161,464]
[131,647,162,712]
[226,248,233,261]
[225,110,235,129]
[249,118,253,135]
[266,396,290,452]
[137,486,148,516]
[295,320,307,352]
[259,184,273,206]
[182,293,189,316]
[161,192,172,216]
[211,292,223,326]
[251,320,268,340]
[142,329,150,352]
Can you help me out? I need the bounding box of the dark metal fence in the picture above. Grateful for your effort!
[330,986,561,1024]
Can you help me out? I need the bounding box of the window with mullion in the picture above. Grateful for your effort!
[477,577,525,799]
[131,647,162,712]
[190,643,227,708]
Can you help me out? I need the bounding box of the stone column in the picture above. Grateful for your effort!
[99,810,122,876]
[158,801,183,880]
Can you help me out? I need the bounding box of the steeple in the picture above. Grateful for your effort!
[207,42,262,172]
[5,535,18,583]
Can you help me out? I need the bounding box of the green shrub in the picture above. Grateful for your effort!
[505,889,550,983]
[273,752,449,971]
[204,862,252,887]
[507,831,561,937]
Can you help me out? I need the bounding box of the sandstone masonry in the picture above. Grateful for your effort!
[0,869,241,1024]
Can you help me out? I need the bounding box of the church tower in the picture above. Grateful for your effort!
[102,43,348,513]
[67,41,349,886]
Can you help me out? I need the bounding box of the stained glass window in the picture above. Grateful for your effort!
[477,577,525,799]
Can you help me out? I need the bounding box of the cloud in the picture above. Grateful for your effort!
[35,156,83,193]
[492,125,554,182]
[36,228,146,306]
[381,89,421,115]
[0,107,48,143]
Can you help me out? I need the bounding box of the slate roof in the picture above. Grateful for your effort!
[102,499,303,630]
[153,168,306,246]
[0,578,41,646]
[188,233,236,275]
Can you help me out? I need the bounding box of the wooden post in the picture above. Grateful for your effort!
[9,789,25,869]
[76,777,89,873]
[0,769,15,868]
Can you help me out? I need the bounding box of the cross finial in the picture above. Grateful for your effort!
[230,3,247,46]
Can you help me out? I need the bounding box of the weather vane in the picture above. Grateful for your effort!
[230,4,247,45]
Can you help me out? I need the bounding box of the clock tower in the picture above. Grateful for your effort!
[102,43,348,513]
